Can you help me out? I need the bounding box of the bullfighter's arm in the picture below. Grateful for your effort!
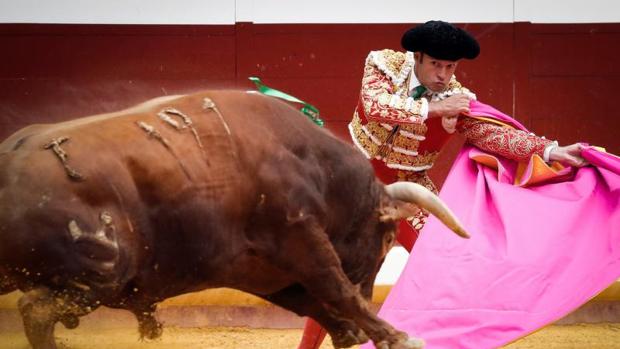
[457,117,557,162]
[360,64,427,125]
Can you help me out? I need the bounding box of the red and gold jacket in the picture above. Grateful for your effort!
[349,49,554,173]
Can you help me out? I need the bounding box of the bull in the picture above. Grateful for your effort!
[0,90,468,349]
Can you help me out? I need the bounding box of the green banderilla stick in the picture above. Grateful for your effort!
[249,77,324,127]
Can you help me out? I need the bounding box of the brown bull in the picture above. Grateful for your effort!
[0,90,468,349]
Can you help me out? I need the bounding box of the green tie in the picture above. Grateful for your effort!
[411,85,427,99]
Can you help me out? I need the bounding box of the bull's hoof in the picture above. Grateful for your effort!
[60,315,79,329]
[403,337,425,349]
[377,343,389,349]
[331,328,370,348]
[138,318,163,340]
[375,337,425,349]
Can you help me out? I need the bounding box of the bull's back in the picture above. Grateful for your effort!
[1,90,355,187]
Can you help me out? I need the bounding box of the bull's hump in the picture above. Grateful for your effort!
[48,94,186,133]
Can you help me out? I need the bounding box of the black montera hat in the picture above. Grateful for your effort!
[401,20,480,61]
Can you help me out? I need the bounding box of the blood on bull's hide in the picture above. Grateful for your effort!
[0,90,469,349]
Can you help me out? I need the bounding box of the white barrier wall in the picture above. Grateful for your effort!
[245,0,514,23]
[514,0,620,23]
[1,0,619,24]
[0,0,236,24]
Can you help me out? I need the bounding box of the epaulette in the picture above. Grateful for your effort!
[366,49,414,89]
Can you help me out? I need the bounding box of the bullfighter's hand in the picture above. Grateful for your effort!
[428,94,472,118]
[549,143,589,167]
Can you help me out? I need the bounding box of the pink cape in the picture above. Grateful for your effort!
[363,101,620,348]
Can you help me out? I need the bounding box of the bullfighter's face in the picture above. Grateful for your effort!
[414,52,460,93]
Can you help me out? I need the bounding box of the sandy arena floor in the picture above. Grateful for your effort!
[2,323,620,349]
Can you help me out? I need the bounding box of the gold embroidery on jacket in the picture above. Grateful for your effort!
[385,151,440,169]
[396,170,438,194]
[381,50,406,76]
[351,112,440,170]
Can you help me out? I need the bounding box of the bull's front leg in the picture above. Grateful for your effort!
[18,287,61,349]
[273,218,423,349]
[18,286,100,349]
[264,284,369,348]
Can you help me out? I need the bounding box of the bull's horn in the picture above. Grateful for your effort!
[385,182,470,239]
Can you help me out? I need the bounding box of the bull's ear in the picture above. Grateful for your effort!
[379,200,421,223]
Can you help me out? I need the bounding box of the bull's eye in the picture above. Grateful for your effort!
[384,231,395,246]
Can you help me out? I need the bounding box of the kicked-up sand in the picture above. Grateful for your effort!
[2,323,620,349]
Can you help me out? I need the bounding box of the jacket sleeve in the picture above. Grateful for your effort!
[360,61,427,125]
[457,117,555,162]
